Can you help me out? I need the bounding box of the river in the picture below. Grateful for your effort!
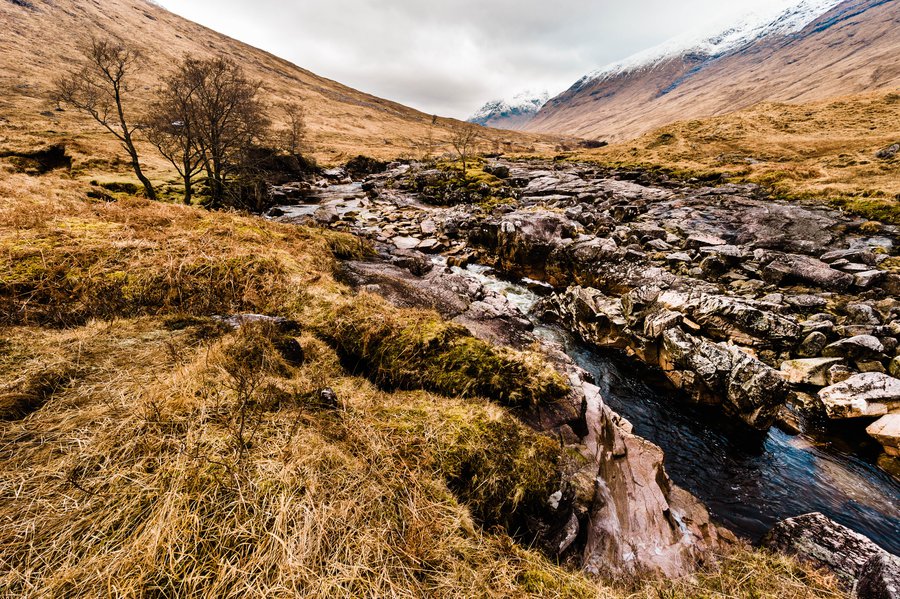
[459,262,900,554]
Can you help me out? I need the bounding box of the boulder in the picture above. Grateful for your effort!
[818,373,900,419]
[828,363,855,385]
[656,291,800,348]
[847,303,883,326]
[857,270,887,290]
[660,328,787,429]
[780,358,844,387]
[761,253,854,291]
[797,331,828,358]
[762,512,890,591]
[867,413,900,457]
[876,143,899,160]
[857,552,900,599]
[577,380,718,578]
[823,335,885,361]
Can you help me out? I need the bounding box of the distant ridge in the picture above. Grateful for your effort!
[526,0,900,140]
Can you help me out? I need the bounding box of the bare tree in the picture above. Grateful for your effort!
[449,126,480,179]
[178,57,269,207]
[145,69,204,205]
[52,38,157,200]
[278,102,306,157]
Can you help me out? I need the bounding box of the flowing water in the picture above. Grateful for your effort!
[459,263,900,554]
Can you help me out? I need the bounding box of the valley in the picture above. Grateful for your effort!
[1,0,898,596]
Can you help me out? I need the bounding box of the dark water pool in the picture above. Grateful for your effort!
[567,342,900,554]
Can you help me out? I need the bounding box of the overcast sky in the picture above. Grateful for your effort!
[156,0,801,119]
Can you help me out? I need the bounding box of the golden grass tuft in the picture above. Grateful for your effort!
[308,292,570,406]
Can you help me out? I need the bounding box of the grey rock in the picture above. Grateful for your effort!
[762,253,854,291]
[828,363,855,385]
[785,294,828,311]
[856,270,887,289]
[847,303,883,326]
[857,552,900,599]
[798,331,829,358]
[762,512,889,591]
[875,143,899,160]
[824,335,885,361]
[781,358,844,387]
[819,373,900,419]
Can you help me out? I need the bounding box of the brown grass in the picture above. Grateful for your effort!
[573,91,900,219]
[0,168,846,597]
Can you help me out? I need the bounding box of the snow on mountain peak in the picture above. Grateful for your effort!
[469,90,550,126]
[578,0,844,87]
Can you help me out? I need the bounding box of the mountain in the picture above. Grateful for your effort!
[526,0,900,140]
[0,0,553,167]
[468,90,549,130]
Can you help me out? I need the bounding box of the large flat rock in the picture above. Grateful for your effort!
[819,373,900,419]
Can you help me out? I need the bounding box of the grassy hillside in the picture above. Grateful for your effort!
[572,91,900,222]
[0,0,557,188]
[0,162,845,597]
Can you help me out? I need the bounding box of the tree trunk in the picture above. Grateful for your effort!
[129,151,157,201]
[183,174,192,205]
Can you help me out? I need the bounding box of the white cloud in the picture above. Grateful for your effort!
[155,0,807,119]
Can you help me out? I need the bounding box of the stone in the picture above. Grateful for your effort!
[317,387,340,409]
[827,363,855,385]
[392,236,421,250]
[797,331,828,358]
[858,361,887,374]
[785,294,828,311]
[666,251,693,263]
[419,219,437,235]
[780,358,844,387]
[761,253,854,291]
[821,248,879,265]
[823,335,885,361]
[856,270,887,290]
[876,143,899,160]
[661,291,801,347]
[643,309,683,338]
[857,552,900,599]
[685,233,727,248]
[818,373,900,419]
[762,512,889,591]
[847,303,883,326]
[867,413,900,457]
[890,357,900,378]
[645,238,673,252]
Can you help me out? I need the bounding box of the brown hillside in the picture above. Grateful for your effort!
[528,0,900,141]
[0,0,556,178]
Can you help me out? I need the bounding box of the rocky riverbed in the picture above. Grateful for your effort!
[269,158,900,586]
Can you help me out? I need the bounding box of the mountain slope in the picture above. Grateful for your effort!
[527,0,900,140]
[0,0,553,169]
[468,91,549,130]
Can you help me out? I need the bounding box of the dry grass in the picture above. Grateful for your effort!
[573,91,900,221]
[0,169,846,597]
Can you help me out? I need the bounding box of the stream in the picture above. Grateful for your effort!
[459,262,900,554]
[275,176,900,555]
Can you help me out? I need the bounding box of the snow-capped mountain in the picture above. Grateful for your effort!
[468,90,550,130]
[575,0,844,90]
[526,0,900,140]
